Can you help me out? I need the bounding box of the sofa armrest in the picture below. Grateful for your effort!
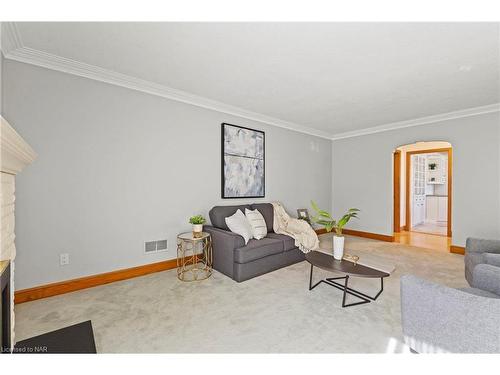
[466,237,500,254]
[204,226,245,279]
[400,274,500,353]
[472,264,500,296]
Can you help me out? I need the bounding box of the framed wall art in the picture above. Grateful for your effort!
[221,123,265,198]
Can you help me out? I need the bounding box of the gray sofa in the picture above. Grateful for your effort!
[401,237,500,353]
[204,203,305,282]
[465,237,500,284]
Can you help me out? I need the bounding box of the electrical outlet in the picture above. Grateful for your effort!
[59,253,70,266]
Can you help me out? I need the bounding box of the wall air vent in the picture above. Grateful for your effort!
[145,241,157,253]
[144,239,168,253]
[156,240,168,251]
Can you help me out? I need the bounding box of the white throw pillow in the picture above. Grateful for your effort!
[245,208,267,240]
[225,209,253,245]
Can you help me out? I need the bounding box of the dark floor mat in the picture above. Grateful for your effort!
[14,320,97,353]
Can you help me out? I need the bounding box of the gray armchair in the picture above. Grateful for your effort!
[465,237,500,284]
[401,265,500,353]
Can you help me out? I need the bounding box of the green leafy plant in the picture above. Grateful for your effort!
[189,215,206,225]
[311,201,360,236]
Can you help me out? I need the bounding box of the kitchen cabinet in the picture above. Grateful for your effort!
[426,155,447,185]
[437,197,447,221]
[411,155,426,226]
[426,196,438,221]
[426,196,447,222]
[413,196,426,226]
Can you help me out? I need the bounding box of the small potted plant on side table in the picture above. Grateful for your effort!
[189,215,206,238]
[311,201,360,260]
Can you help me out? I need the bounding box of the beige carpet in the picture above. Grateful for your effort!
[15,234,466,353]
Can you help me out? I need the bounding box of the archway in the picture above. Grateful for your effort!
[393,141,452,250]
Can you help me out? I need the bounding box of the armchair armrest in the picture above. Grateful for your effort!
[204,226,245,279]
[472,264,500,296]
[466,237,500,254]
[400,274,500,353]
[465,238,500,284]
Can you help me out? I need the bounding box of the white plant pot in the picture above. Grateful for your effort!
[333,235,345,260]
[192,224,203,233]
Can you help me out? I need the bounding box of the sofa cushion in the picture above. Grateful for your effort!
[266,232,297,251]
[484,253,500,268]
[251,203,274,232]
[209,205,252,231]
[234,237,284,264]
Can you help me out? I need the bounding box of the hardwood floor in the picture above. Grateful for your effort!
[411,222,448,236]
[394,230,451,252]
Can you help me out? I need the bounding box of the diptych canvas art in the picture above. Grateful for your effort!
[221,123,265,198]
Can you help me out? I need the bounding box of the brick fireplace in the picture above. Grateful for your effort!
[0,116,36,353]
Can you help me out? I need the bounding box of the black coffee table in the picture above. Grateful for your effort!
[305,251,390,308]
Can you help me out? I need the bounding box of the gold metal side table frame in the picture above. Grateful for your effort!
[176,232,213,281]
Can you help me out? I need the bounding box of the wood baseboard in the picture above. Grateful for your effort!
[16,228,398,304]
[14,259,179,304]
[315,228,394,242]
[450,245,465,255]
[315,228,328,235]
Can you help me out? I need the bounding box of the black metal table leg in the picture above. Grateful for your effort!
[309,263,314,290]
[326,276,384,301]
[342,275,349,307]
[371,277,384,301]
[307,268,385,308]
[309,264,323,290]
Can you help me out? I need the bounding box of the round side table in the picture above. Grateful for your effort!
[176,232,213,281]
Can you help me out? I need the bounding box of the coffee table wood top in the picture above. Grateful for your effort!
[305,251,390,278]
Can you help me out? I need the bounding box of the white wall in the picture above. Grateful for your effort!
[332,111,500,246]
[3,60,332,290]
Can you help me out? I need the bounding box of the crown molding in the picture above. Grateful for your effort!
[3,22,498,142]
[331,103,500,141]
[0,22,23,56]
[3,44,332,139]
[1,116,37,175]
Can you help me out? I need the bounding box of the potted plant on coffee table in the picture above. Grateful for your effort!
[311,201,360,260]
[189,215,206,238]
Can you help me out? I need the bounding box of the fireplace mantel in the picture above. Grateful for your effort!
[1,116,37,262]
[1,115,36,352]
[1,116,37,176]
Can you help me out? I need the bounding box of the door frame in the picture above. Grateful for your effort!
[393,150,401,232]
[405,147,452,237]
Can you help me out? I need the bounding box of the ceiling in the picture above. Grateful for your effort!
[5,22,500,138]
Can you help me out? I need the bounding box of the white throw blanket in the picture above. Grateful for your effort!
[272,202,319,253]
